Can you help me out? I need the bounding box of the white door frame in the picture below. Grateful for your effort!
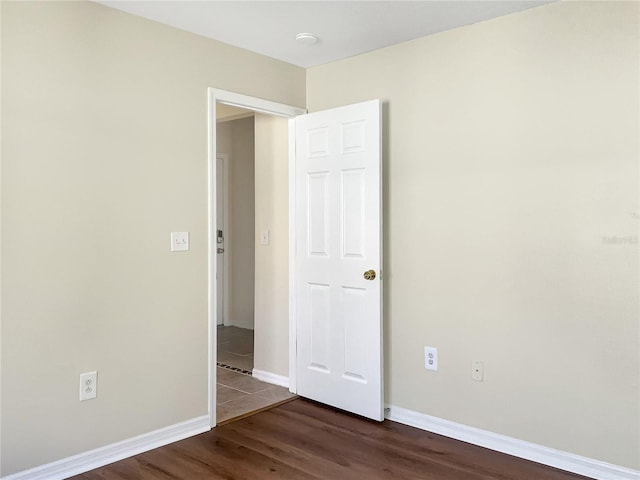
[207,88,305,427]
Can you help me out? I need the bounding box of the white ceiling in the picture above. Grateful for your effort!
[96,1,554,68]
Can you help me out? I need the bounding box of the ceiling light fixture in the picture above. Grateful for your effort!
[295,33,319,45]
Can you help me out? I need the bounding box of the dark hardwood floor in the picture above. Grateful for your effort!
[71,399,591,480]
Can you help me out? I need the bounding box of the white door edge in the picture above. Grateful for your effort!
[207,88,305,427]
[288,118,298,395]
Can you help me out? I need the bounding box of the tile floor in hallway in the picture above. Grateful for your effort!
[216,325,296,424]
[217,325,254,372]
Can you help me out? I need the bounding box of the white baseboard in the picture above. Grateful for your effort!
[1,415,210,480]
[4,404,635,480]
[252,369,290,389]
[385,405,639,480]
[224,319,254,330]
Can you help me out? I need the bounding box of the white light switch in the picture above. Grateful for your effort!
[261,229,270,246]
[171,232,189,252]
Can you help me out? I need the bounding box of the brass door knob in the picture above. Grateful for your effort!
[364,269,376,280]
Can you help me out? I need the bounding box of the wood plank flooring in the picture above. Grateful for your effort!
[71,399,592,480]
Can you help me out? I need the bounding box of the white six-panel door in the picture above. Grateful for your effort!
[295,99,383,421]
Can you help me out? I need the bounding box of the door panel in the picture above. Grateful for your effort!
[342,170,365,257]
[295,99,382,421]
[308,173,329,256]
[309,282,331,373]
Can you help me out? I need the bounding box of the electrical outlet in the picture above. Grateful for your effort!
[170,232,189,252]
[472,361,484,382]
[424,347,438,371]
[80,371,98,401]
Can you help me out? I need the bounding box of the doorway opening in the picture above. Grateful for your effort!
[216,109,255,378]
[208,89,384,428]
[209,92,305,426]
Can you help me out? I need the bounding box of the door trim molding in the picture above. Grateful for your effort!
[207,88,305,427]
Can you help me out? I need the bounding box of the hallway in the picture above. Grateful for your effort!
[216,325,295,424]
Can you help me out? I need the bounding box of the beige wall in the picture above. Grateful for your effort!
[0,3,3,474]
[216,121,233,155]
[226,117,255,329]
[307,0,639,470]
[2,0,638,476]
[0,0,304,476]
[254,114,290,377]
[216,104,253,123]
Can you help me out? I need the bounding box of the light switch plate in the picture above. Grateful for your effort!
[171,232,189,252]
[261,229,270,245]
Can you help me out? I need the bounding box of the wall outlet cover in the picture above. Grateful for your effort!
[424,347,438,371]
[472,361,484,382]
[80,371,98,401]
